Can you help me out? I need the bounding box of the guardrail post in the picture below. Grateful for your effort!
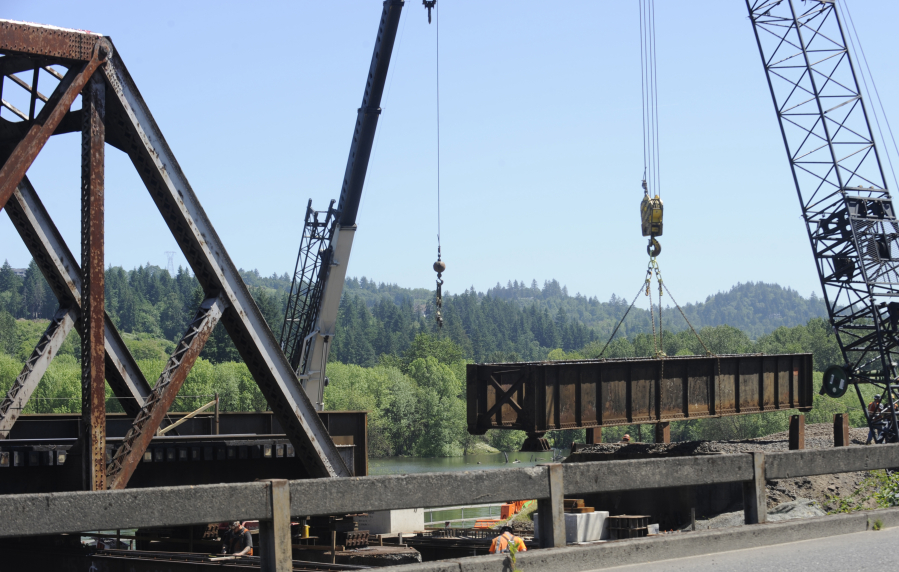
[654,422,670,443]
[789,415,805,450]
[259,479,292,572]
[834,413,849,447]
[536,463,566,548]
[586,428,600,444]
[742,451,767,525]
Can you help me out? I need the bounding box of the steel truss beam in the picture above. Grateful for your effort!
[0,39,108,211]
[80,70,106,491]
[0,307,77,437]
[747,0,899,440]
[0,18,349,479]
[100,43,348,478]
[747,0,899,378]
[107,295,228,490]
[5,178,151,417]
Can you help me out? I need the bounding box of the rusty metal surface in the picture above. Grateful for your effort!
[0,38,108,212]
[0,307,77,438]
[0,19,101,61]
[0,19,347,480]
[80,70,106,491]
[107,295,227,490]
[100,43,348,478]
[467,354,814,435]
[5,177,151,415]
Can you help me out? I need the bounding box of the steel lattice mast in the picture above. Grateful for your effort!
[747,0,899,432]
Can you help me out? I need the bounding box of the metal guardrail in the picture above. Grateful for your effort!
[1,444,898,569]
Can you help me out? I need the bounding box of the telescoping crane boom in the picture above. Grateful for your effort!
[281,0,406,410]
[747,0,899,442]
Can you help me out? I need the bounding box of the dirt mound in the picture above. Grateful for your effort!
[570,424,880,513]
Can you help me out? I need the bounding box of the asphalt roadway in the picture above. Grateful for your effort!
[595,526,899,572]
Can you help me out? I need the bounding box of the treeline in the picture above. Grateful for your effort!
[485,279,827,339]
[0,259,857,458]
[1,259,829,368]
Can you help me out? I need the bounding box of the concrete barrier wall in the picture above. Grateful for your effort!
[381,507,899,572]
[0,443,897,538]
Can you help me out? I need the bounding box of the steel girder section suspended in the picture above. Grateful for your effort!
[0,19,349,479]
[747,0,899,380]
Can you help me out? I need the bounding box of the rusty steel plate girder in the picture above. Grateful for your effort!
[467,354,815,436]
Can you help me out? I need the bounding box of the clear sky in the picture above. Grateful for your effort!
[3,1,898,305]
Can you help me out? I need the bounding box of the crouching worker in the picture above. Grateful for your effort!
[221,521,253,556]
[489,525,527,554]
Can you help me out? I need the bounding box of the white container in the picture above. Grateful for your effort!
[355,508,425,535]
[533,511,610,543]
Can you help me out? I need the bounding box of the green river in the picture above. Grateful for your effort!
[370,451,568,527]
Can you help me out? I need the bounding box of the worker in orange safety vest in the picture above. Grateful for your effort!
[489,526,527,554]
[221,521,254,556]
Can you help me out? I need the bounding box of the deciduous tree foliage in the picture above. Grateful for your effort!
[0,261,856,457]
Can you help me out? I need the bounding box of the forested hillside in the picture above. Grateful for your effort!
[0,259,853,457]
[0,258,828,366]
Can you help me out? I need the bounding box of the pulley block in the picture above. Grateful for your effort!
[820,365,850,398]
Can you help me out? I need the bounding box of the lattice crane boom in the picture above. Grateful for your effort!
[747,0,899,439]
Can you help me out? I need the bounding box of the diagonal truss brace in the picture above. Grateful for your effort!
[4,177,152,417]
[106,294,228,490]
[0,19,349,479]
[0,38,109,212]
[101,45,349,478]
[0,306,77,438]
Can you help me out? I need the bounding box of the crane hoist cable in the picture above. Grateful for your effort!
[597,259,710,359]
[639,0,663,258]
[596,1,709,360]
[425,0,444,328]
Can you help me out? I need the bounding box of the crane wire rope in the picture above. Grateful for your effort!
[650,0,661,199]
[436,0,441,252]
[596,281,646,358]
[838,0,899,194]
[639,0,661,199]
[639,0,665,352]
[426,0,445,328]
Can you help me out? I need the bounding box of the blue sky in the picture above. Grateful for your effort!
[3,1,898,305]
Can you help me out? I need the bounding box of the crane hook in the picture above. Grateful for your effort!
[640,178,664,258]
[423,0,436,24]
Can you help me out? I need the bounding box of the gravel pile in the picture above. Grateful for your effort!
[573,424,869,456]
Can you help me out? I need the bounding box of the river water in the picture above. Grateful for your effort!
[369,450,567,476]
[370,452,569,527]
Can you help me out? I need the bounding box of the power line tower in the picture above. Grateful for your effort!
[164,251,175,276]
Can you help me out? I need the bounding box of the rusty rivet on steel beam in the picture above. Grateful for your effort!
[95,40,111,62]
